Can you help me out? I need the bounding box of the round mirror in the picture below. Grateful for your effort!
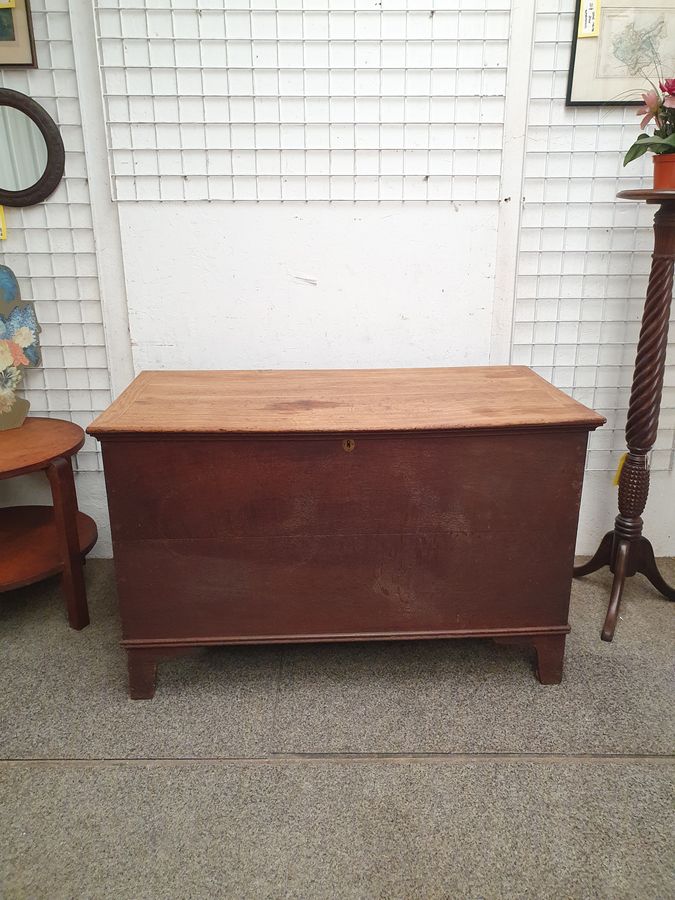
[0,106,48,191]
[0,88,65,207]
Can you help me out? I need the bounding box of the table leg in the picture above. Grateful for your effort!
[495,633,566,684]
[47,456,89,630]
[127,648,159,700]
[532,635,566,685]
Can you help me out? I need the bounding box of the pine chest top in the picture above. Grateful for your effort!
[87,366,604,437]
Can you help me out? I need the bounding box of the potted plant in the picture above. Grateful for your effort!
[624,80,675,189]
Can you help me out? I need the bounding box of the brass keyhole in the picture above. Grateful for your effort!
[342,438,356,452]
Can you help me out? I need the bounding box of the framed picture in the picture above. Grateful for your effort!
[567,0,675,106]
[0,0,36,68]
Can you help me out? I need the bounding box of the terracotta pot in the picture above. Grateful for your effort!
[653,153,675,190]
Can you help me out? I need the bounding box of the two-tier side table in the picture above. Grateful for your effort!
[575,190,675,640]
[0,417,97,629]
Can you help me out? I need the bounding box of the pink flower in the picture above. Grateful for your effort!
[6,340,29,367]
[637,90,661,129]
[659,79,675,95]
[664,95,675,109]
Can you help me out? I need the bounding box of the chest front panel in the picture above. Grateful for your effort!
[102,430,588,641]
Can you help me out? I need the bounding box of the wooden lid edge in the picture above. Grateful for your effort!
[87,370,154,435]
[88,420,605,439]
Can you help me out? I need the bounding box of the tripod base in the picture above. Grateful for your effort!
[574,532,675,642]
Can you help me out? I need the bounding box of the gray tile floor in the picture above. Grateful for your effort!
[1,559,674,899]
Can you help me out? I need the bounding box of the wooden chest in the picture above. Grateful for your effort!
[88,367,604,698]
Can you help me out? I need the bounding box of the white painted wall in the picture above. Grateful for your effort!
[119,202,497,371]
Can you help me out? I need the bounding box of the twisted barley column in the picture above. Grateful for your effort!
[616,206,675,540]
[576,194,675,639]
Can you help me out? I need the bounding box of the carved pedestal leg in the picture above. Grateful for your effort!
[575,200,675,639]
[47,456,89,631]
[127,649,159,699]
[601,539,629,642]
[637,538,675,601]
[573,531,613,578]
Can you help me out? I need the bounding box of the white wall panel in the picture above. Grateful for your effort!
[0,0,110,472]
[94,0,509,202]
[512,0,674,472]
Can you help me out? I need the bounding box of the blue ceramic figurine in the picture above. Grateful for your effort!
[0,265,41,430]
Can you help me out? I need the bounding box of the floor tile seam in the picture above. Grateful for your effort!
[1,752,674,768]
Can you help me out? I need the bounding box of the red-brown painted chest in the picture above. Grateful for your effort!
[89,366,604,698]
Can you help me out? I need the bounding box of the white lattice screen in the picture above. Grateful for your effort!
[5,0,671,476]
[94,0,509,202]
[0,0,110,472]
[512,0,674,472]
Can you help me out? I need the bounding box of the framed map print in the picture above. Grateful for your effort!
[567,0,675,105]
[0,0,36,68]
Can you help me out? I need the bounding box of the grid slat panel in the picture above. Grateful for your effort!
[94,0,510,202]
[0,0,110,471]
[512,0,674,472]
[10,0,671,475]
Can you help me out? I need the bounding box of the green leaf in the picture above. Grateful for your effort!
[623,132,675,165]
[624,141,652,165]
[649,133,675,147]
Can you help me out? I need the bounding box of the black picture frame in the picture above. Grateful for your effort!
[0,0,37,69]
[566,0,642,107]
[0,88,65,206]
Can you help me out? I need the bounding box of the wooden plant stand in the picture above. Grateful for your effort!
[574,190,675,641]
[0,417,97,629]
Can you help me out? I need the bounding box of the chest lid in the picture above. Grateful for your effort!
[87,366,605,437]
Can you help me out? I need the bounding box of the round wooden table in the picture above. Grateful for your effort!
[0,417,97,629]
